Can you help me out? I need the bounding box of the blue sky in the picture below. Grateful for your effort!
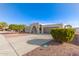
[0,3,79,27]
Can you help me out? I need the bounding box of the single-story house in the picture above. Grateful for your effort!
[25,23,64,34]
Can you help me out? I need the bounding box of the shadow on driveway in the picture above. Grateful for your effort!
[27,39,52,46]
[27,39,63,46]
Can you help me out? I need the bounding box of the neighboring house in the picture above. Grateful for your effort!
[25,23,64,34]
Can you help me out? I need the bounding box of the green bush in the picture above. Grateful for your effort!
[50,28,75,43]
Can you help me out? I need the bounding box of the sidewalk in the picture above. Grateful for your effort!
[0,35,17,56]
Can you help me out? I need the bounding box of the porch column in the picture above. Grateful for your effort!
[41,26,44,34]
[37,26,40,34]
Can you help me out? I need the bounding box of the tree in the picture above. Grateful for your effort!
[9,24,26,32]
[9,24,18,31]
[16,24,25,32]
[0,22,8,30]
[64,25,72,28]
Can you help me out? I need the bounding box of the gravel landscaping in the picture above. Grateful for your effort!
[23,34,79,56]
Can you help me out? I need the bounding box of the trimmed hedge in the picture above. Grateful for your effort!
[50,28,75,43]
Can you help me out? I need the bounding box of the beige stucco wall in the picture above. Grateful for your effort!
[25,23,63,34]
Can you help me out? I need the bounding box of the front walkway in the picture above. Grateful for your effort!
[3,34,52,56]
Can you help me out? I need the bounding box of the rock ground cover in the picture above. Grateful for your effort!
[23,34,79,56]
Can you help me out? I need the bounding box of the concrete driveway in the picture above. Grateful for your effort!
[0,35,17,56]
[1,34,52,56]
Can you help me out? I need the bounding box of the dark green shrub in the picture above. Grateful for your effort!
[50,28,75,43]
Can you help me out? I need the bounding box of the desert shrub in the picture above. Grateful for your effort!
[50,28,75,43]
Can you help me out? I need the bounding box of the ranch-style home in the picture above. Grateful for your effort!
[25,23,64,34]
